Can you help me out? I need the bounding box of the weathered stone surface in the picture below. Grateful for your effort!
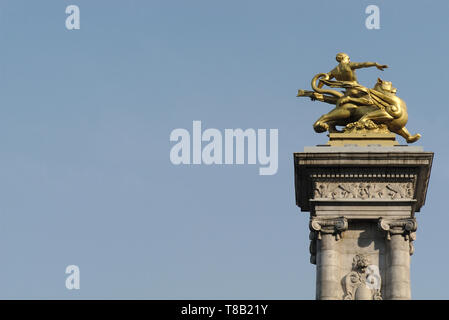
[294,145,433,300]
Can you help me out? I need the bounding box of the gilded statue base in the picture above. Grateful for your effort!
[326,132,399,146]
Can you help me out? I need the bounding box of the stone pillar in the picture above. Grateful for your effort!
[310,217,347,299]
[294,146,433,300]
[379,218,417,299]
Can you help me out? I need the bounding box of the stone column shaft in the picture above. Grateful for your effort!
[387,234,411,299]
[379,218,417,300]
[316,233,340,299]
[310,217,347,300]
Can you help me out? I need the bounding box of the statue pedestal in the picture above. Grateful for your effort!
[327,132,399,146]
[294,145,433,300]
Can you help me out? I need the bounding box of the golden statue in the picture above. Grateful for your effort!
[297,53,421,144]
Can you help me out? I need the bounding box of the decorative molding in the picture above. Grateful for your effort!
[313,182,414,200]
[310,172,417,179]
[343,254,382,300]
[378,218,417,255]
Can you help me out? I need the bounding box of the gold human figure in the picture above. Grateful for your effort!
[317,52,388,112]
[320,52,388,85]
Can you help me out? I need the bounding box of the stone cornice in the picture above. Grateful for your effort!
[294,149,433,213]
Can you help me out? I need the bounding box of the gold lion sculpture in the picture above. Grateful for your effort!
[297,53,421,143]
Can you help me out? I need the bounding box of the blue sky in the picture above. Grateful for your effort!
[0,0,448,299]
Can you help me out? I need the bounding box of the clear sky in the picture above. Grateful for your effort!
[0,0,447,299]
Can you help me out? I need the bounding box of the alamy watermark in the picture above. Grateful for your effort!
[365,5,380,30]
[66,5,80,30]
[365,264,381,290]
[65,265,80,290]
[169,121,278,175]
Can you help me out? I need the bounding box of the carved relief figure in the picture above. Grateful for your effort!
[343,254,382,300]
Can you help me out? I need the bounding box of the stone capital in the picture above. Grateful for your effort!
[310,217,348,240]
[378,218,417,255]
[308,217,348,265]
